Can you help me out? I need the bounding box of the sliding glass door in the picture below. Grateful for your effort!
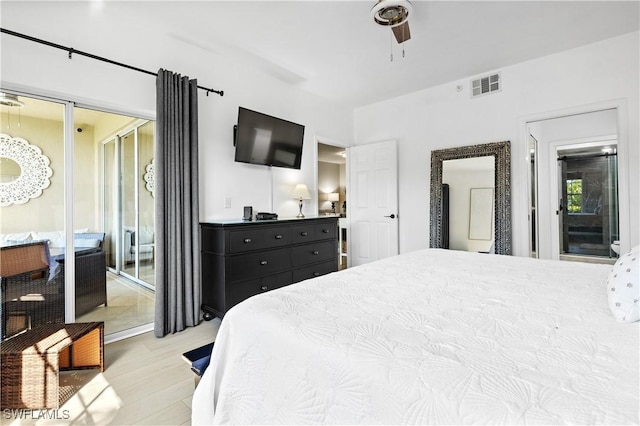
[0,89,155,338]
[0,94,66,339]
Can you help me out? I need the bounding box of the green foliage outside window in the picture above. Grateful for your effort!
[566,179,582,213]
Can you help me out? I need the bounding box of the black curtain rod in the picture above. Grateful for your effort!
[1,27,224,97]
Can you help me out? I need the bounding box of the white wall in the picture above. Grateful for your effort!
[0,3,353,223]
[354,32,639,257]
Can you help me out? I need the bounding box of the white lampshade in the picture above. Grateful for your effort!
[291,183,311,200]
[328,192,340,202]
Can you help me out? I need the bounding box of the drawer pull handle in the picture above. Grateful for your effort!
[300,231,308,236]
[244,238,252,243]
[260,260,268,265]
[275,234,283,239]
[313,272,321,277]
[322,229,329,233]
[260,285,268,291]
[313,250,320,255]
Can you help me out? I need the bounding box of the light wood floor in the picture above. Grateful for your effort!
[77,272,155,336]
[3,318,221,426]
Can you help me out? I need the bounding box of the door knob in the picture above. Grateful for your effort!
[384,214,396,219]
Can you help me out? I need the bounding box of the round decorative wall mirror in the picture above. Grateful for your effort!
[0,133,53,206]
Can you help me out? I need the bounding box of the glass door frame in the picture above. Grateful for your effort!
[554,138,619,259]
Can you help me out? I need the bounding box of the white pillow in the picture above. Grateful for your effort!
[74,238,101,248]
[31,231,65,248]
[607,245,640,323]
[0,232,32,243]
[30,230,93,248]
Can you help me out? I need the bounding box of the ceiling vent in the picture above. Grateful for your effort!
[471,73,500,98]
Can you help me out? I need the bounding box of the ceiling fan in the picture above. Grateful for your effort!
[371,0,412,44]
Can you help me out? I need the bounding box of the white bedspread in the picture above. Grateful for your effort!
[192,249,639,425]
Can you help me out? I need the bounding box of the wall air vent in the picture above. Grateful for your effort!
[471,73,500,98]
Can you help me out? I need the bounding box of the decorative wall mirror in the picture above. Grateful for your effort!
[0,134,53,206]
[430,141,511,255]
[144,159,154,197]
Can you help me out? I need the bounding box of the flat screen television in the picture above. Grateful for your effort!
[234,107,305,169]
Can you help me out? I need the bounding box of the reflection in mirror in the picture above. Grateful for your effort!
[430,141,511,255]
[469,187,494,241]
[442,156,495,252]
[0,157,21,183]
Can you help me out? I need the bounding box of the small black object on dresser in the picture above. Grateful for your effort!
[200,217,338,320]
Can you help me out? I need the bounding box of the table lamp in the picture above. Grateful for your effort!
[291,184,311,218]
[328,193,339,214]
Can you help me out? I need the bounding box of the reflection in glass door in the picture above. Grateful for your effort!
[103,121,155,289]
[97,115,156,336]
[98,116,156,336]
[121,122,155,287]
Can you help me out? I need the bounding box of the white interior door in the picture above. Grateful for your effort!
[348,140,399,266]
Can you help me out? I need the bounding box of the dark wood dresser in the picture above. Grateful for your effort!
[200,217,338,319]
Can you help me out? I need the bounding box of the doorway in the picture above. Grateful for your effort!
[317,142,348,269]
[527,106,628,262]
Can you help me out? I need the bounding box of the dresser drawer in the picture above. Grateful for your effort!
[292,240,336,267]
[315,222,336,240]
[290,224,316,244]
[229,227,291,253]
[229,271,293,307]
[292,260,336,282]
[229,247,291,281]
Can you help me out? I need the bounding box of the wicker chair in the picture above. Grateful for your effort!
[72,233,107,316]
[0,241,64,339]
[1,234,107,340]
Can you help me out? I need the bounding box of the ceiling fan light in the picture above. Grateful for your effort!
[0,93,25,108]
[371,0,412,28]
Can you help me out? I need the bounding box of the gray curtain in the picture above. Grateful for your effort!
[154,68,201,337]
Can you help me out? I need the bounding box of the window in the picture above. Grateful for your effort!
[566,178,582,213]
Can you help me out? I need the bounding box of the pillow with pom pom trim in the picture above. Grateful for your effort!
[607,245,639,323]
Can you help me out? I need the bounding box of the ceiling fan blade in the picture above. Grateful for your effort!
[392,21,411,43]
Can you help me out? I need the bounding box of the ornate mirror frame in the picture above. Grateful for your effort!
[0,134,53,207]
[429,140,512,255]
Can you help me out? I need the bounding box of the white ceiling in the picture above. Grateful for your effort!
[120,0,639,108]
[2,1,639,110]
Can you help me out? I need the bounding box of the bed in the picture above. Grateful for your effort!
[192,248,639,424]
